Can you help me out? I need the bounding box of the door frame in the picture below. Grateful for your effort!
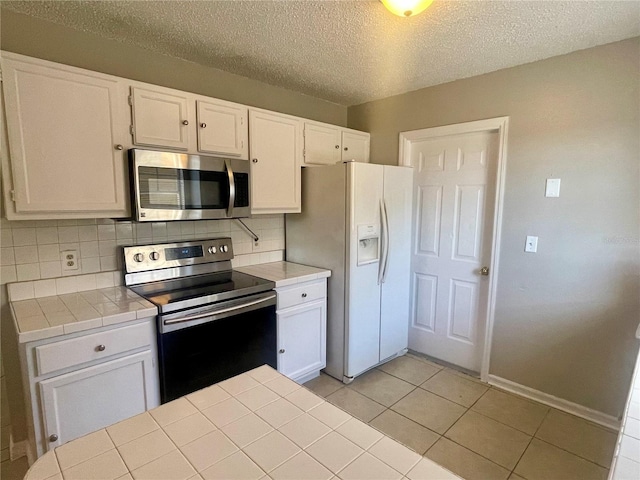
[398,116,509,382]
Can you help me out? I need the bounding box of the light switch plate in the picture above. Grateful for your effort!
[525,236,538,253]
[545,178,561,197]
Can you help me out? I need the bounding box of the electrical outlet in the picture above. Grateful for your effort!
[61,250,79,271]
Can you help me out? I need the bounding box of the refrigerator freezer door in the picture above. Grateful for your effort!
[345,162,384,378]
[379,165,413,360]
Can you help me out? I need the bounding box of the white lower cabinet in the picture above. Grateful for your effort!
[276,279,327,383]
[18,318,159,459]
[39,351,156,450]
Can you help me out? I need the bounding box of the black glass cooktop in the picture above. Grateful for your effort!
[129,270,274,314]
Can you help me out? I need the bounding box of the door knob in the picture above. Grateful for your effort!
[480,266,489,276]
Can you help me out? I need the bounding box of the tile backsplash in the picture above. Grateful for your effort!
[0,216,285,285]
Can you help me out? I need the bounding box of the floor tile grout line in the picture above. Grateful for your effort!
[424,433,514,475]
[508,407,550,477]
[529,437,612,472]
[345,370,420,410]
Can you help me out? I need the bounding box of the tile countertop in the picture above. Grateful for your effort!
[9,286,157,343]
[24,365,460,480]
[236,261,331,287]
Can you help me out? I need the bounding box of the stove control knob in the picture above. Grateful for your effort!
[149,252,160,261]
[208,246,217,254]
[223,245,229,252]
[133,253,145,263]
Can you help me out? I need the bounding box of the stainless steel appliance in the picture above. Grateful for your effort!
[129,149,250,222]
[124,238,276,403]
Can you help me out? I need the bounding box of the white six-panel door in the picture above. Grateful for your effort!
[408,131,498,372]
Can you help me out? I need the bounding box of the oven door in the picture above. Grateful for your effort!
[157,292,277,403]
[130,149,250,221]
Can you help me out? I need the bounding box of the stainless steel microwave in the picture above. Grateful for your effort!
[129,149,250,222]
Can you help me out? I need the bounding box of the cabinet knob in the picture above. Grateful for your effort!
[96,344,106,352]
[200,123,207,128]
[49,434,58,442]
[252,158,258,163]
[344,147,349,151]
[182,120,189,125]
[335,145,340,149]
[115,144,124,150]
[279,349,285,354]
[301,293,307,298]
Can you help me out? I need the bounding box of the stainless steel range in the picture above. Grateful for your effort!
[123,238,276,403]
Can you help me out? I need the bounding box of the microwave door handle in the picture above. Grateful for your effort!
[225,159,236,218]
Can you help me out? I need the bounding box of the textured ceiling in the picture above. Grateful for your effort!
[2,1,639,106]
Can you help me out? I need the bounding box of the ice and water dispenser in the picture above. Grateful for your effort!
[357,224,380,266]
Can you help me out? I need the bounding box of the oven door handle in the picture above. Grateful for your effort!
[225,159,236,218]
[163,293,276,326]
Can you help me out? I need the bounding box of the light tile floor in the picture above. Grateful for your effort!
[304,353,618,480]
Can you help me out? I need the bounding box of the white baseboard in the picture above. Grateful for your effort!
[488,375,621,431]
[9,433,27,462]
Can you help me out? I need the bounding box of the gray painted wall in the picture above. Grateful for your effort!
[348,37,640,417]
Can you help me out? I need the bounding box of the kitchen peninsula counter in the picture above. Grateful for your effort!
[24,366,459,480]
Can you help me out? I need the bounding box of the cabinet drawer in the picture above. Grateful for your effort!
[277,280,326,310]
[35,322,152,376]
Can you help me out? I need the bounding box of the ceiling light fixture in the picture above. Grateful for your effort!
[380,0,433,17]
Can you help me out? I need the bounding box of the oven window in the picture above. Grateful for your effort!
[138,167,229,209]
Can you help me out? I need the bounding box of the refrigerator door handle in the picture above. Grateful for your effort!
[381,199,391,283]
[378,199,387,285]
[378,199,390,285]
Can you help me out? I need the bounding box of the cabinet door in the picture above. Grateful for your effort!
[277,299,326,381]
[1,56,129,217]
[131,87,190,150]
[249,110,302,214]
[197,100,248,159]
[303,122,342,166]
[39,351,158,451]
[341,130,370,163]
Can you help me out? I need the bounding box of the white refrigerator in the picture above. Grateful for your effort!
[286,162,413,382]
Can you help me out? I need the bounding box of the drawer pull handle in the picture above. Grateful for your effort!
[301,293,307,298]
[49,434,58,442]
[279,349,285,354]
[96,345,106,352]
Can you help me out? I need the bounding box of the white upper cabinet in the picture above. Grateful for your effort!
[303,122,342,165]
[1,53,130,219]
[196,99,248,159]
[129,86,249,159]
[130,86,191,151]
[249,109,302,214]
[341,130,370,163]
[302,121,370,166]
